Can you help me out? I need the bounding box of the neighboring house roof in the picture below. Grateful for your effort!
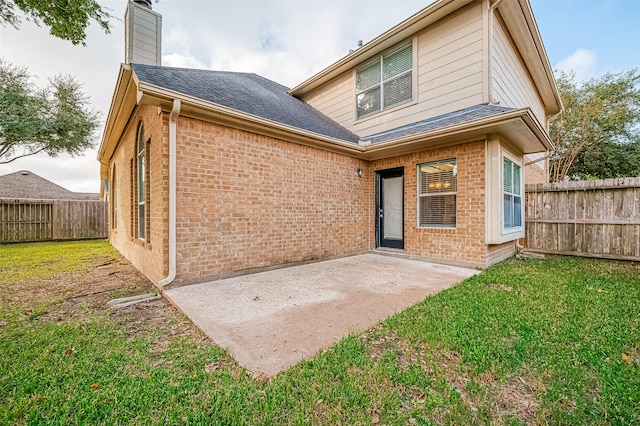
[132,64,360,144]
[364,104,515,144]
[0,170,99,200]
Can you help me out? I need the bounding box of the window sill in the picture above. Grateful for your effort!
[132,238,152,250]
[490,227,524,244]
[502,227,523,236]
[417,226,456,232]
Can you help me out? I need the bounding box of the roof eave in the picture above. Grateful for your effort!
[97,64,137,180]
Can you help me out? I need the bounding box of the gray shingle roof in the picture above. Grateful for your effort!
[132,64,360,143]
[363,104,516,144]
[0,170,99,200]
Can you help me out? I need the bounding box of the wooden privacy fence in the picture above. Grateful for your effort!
[0,198,108,243]
[525,177,640,261]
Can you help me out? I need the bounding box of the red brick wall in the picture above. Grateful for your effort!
[486,241,517,266]
[525,162,547,185]
[109,105,167,283]
[173,116,371,284]
[109,112,517,285]
[371,141,500,268]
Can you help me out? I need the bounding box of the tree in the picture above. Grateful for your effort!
[0,60,99,164]
[549,70,640,182]
[0,0,111,46]
[571,139,640,180]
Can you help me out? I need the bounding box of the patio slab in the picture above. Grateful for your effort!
[164,253,478,375]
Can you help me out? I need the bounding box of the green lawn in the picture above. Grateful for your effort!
[1,240,639,425]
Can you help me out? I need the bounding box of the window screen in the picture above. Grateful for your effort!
[418,159,457,227]
[356,43,412,118]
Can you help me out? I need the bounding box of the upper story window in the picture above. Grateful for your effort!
[356,43,413,119]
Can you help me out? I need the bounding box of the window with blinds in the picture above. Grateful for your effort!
[356,43,412,119]
[503,157,522,229]
[417,159,457,228]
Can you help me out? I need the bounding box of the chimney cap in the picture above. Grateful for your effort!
[133,0,152,9]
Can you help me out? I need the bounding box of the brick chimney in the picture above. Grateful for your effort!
[125,0,162,65]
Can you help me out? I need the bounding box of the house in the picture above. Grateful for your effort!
[0,170,99,201]
[98,0,561,287]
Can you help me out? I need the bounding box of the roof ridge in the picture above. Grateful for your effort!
[133,63,273,79]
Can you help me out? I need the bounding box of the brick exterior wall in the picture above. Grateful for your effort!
[108,113,519,285]
[371,140,512,268]
[525,162,547,185]
[173,116,371,284]
[109,105,167,283]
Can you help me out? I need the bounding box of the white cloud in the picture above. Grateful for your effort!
[2,149,101,193]
[163,53,207,69]
[555,48,598,81]
[0,0,448,192]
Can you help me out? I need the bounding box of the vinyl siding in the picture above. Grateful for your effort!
[126,4,161,66]
[302,2,485,138]
[491,17,546,127]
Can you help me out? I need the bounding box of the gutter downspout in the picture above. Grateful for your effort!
[158,99,181,288]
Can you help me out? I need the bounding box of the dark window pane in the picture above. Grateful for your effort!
[138,204,145,239]
[504,194,513,229]
[357,86,381,118]
[514,195,522,227]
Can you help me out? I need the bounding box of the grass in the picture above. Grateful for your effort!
[0,240,119,284]
[1,240,639,424]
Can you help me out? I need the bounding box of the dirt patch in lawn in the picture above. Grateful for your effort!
[1,248,203,347]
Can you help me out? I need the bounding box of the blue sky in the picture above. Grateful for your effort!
[531,0,639,79]
[0,0,638,191]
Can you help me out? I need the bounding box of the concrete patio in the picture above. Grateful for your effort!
[164,254,478,375]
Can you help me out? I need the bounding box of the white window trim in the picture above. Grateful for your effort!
[501,150,523,236]
[355,42,414,120]
[416,159,457,229]
[485,137,525,245]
